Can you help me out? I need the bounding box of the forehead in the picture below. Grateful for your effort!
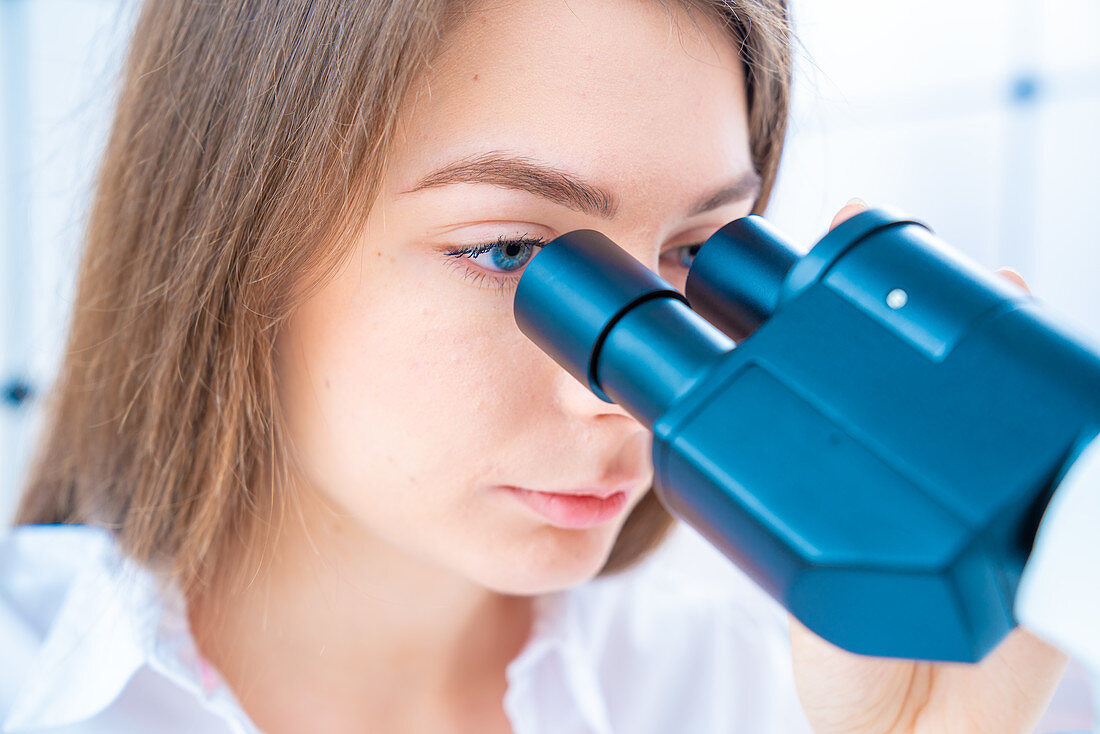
[389,0,751,198]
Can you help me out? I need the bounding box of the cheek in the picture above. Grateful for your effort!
[277,274,538,510]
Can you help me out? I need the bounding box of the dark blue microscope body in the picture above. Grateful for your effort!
[513,207,1100,663]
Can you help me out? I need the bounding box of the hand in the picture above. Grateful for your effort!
[788,198,1070,734]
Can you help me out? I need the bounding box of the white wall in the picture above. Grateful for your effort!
[1,0,136,523]
[768,0,1100,345]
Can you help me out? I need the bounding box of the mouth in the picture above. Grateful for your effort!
[502,485,631,529]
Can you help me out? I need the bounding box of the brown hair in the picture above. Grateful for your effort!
[14,0,793,596]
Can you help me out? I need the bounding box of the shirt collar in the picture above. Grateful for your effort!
[2,525,249,733]
[503,579,617,734]
[4,524,616,734]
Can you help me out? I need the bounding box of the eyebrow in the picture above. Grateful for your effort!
[397,151,762,220]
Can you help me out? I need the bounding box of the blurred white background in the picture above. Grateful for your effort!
[0,0,1098,729]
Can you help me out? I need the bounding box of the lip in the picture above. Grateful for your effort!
[503,485,632,529]
[530,483,631,500]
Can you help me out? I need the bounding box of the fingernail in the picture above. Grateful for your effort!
[845,197,868,208]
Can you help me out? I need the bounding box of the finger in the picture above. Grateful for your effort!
[830,197,869,232]
[995,266,1032,295]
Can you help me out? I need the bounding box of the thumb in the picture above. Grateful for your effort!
[994,266,1032,295]
[830,197,869,231]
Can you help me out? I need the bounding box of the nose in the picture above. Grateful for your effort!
[550,360,642,426]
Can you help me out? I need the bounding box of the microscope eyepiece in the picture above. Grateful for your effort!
[685,215,800,340]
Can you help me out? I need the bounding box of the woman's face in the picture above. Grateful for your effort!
[275,0,758,595]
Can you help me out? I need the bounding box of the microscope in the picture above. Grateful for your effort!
[513,206,1100,664]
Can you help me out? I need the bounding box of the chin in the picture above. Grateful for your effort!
[469,523,623,596]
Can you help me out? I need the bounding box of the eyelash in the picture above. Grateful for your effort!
[442,234,706,294]
[441,234,550,294]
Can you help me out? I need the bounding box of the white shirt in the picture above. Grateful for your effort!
[0,520,815,733]
[0,520,1093,734]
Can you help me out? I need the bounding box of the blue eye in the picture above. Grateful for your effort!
[442,235,704,294]
[442,234,549,290]
[669,242,704,269]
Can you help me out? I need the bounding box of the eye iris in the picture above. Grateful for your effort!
[679,244,702,268]
[491,241,532,271]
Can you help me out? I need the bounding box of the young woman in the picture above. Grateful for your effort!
[2,0,1075,732]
